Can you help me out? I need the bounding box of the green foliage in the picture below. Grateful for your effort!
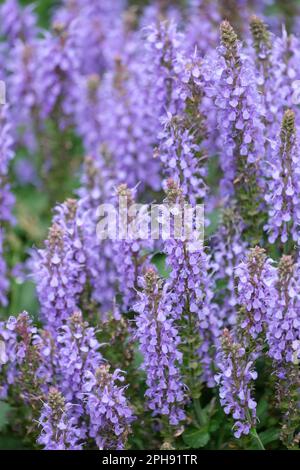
[182,427,210,448]
[0,402,10,431]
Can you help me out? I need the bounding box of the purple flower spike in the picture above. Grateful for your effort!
[0,105,15,306]
[236,246,276,340]
[264,110,300,244]
[38,387,84,450]
[133,268,186,425]
[32,199,86,329]
[215,329,258,439]
[267,255,300,364]
[83,364,134,450]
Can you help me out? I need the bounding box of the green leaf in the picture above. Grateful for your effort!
[182,427,210,448]
[151,253,170,278]
[256,399,269,424]
[0,435,26,450]
[209,418,220,433]
[259,428,280,446]
[0,402,11,431]
[206,208,221,237]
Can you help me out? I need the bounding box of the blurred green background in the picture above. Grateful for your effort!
[12,0,300,29]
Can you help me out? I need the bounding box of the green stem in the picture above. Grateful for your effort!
[193,397,205,427]
[246,410,265,450]
[250,427,265,450]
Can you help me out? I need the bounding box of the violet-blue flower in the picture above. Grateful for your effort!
[215,328,258,439]
[267,255,300,364]
[133,267,186,425]
[37,387,84,450]
[32,200,86,329]
[264,110,300,244]
[83,364,134,450]
[236,246,277,339]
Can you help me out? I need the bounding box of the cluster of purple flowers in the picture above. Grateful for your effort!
[209,20,265,200]
[113,184,153,312]
[266,255,300,364]
[134,267,186,425]
[163,179,220,388]
[0,312,37,399]
[83,365,134,450]
[212,205,248,326]
[32,200,86,329]
[37,388,83,450]
[0,105,15,307]
[264,110,300,244]
[236,247,277,339]
[77,155,116,314]
[0,0,37,47]
[215,329,258,438]
[0,308,134,449]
